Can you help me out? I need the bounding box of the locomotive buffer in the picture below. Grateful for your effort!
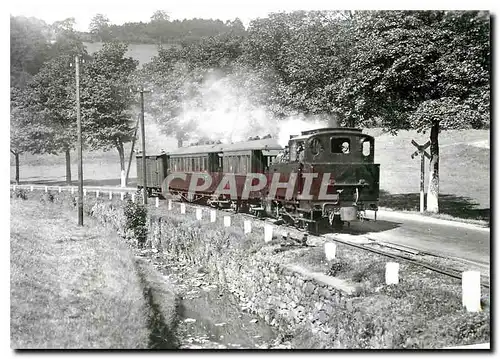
[410,140,431,213]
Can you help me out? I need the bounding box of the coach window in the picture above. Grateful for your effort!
[362,140,371,157]
[331,138,351,154]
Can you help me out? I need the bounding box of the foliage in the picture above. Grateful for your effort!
[123,198,148,244]
[80,42,138,152]
[10,16,51,89]
[12,188,28,200]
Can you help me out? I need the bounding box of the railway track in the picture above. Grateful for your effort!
[12,184,490,289]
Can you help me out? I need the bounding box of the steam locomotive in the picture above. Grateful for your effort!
[136,127,380,231]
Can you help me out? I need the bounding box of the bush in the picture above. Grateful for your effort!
[12,188,28,200]
[123,199,148,245]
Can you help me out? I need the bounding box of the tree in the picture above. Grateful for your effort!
[150,10,170,23]
[339,10,490,212]
[80,42,139,187]
[89,14,112,42]
[10,16,51,89]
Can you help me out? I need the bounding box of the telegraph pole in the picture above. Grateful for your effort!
[132,87,150,205]
[75,54,84,226]
[140,89,147,205]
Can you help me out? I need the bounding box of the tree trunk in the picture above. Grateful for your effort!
[14,152,20,185]
[65,148,72,185]
[117,139,126,187]
[427,121,440,213]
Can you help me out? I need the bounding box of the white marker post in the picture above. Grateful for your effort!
[385,262,400,285]
[30,186,34,192]
[83,189,87,197]
[131,193,135,203]
[71,187,74,194]
[168,200,172,210]
[96,190,100,198]
[244,220,252,234]
[264,224,273,243]
[462,271,481,312]
[155,197,159,208]
[120,192,125,201]
[324,242,337,261]
[109,191,113,200]
[210,210,216,223]
[224,216,231,227]
[180,203,186,214]
[58,186,61,193]
[45,186,48,193]
[13,185,16,191]
[196,208,203,220]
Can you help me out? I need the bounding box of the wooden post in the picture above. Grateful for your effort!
[132,193,135,203]
[155,197,159,208]
[244,220,252,234]
[385,262,400,285]
[462,271,481,312]
[324,242,337,261]
[30,185,34,192]
[224,216,231,227]
[196,208,202,220]
[83,189,87,197]
[264,224,273,242]
[96,190,100,198]
[210,210,216,222]
[58,186,61,193]
[109,191,113,200]
[45,186,48,193]
[420,152,425,213]
[120,192,125,201]
[168,199,172,210]
[180,203,186,214]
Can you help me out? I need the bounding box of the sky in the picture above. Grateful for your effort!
[8,0,497,32]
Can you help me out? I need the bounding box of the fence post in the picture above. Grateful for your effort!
[155,197,159,208]
[168,199,172,210]
[30,185,34,192]
[462,271,481,312]
[324,242,337,261]
[96,190,100,198]
[385,262,400,285]
[210,210,216,222]
[180,203,186,214]
[224,216,231,227]
[264,224,273,242]
[196,208,202,220]
[45,186,48,193]
[244,220,252,234]
[83,189,87,197]
[109,191,113,200]
[120,192,125,201]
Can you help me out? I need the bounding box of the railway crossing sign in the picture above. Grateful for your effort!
[411,140,431,213]
[411,140,431,160]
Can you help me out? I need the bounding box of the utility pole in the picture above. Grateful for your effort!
[75,54,84,226]
[132,87,151,205]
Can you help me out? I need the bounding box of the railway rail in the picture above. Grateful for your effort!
[11,183,490,289]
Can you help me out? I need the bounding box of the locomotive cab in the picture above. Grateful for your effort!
[269,127,380,230]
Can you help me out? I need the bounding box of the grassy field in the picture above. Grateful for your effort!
[10,127,490,220]
[10,198,151,349]
[84,42,161,67]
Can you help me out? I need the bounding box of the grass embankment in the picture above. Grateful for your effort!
[10,198,176,349]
